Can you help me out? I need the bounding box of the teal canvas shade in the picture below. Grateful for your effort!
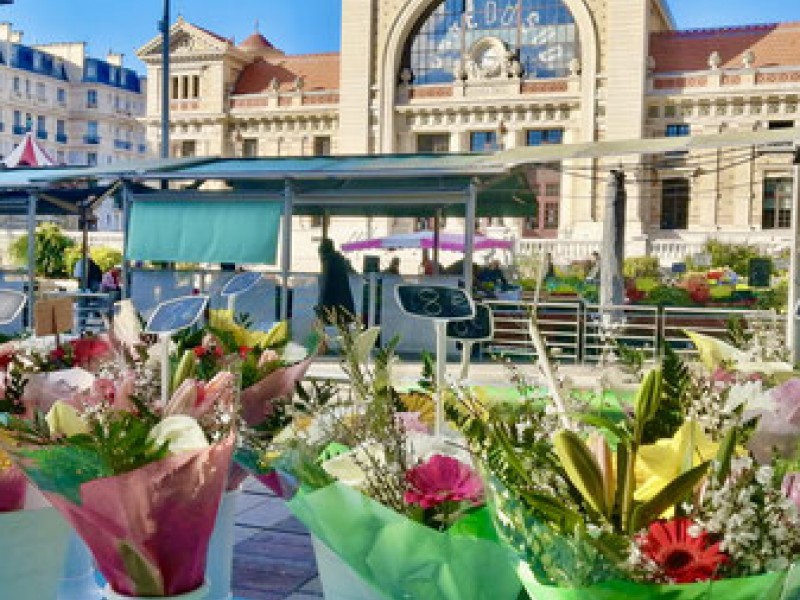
[127,199,282,264]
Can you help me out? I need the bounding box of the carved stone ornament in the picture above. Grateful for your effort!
[742,49,755,69]
[569,57,581,77]
[708,51,721,70]
[268,77,280,92]
[400,67,413,84]
[294,75,305,91]
[466,37,510,80]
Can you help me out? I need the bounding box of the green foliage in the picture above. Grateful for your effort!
[726,316,754,349]
[0,359,28,415]
[639,285,692,307]
[623,256,660,279]
[614,341,646,378]
[641,343,688,444]
[65,245,123,275]
[686,239,771,276]
[755,278,788,312]
[10,223,75,277]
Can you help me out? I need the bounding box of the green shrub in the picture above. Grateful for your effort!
[65,245,123,275]
[686,239,771,276]
[641,285,692,307]
[10,224,76,277]
[624,256,660,279]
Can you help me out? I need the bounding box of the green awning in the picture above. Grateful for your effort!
[127,199,281,264]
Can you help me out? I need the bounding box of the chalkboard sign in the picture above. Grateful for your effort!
[221,272,262,297]
[748,258,772,288]
[446,304,493,341]
[0,289,26,325]
[671,263,687,274]
[145,295,208,335]
[396,285,475,321]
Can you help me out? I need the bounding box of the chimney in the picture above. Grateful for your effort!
[106,52,124,67]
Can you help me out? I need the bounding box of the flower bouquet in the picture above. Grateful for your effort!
[253,326,522,600]
[0,350,74,600]
[450,344,800,600]
[0,352,237,599]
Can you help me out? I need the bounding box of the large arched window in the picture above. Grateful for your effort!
[402,0,579,85]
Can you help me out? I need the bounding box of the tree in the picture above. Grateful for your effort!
[10,223,76,277]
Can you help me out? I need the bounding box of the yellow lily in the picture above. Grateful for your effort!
[208,309,288,349]
[635,420,717,502]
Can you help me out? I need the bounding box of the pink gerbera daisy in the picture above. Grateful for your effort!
[404,454,483,509]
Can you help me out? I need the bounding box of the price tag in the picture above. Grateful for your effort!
[396,285,475,321]
[221,272,262,297]
[446,304,493,341]
[0,289,26,325]
[145,296,208,335]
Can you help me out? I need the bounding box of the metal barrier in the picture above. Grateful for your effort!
[484,301,581,363]
[582,304,660,364]
[662,306,785,358]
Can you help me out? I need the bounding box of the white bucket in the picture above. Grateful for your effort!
[104,582,209,600]
[203,489,240,600]
[0,505,72,600]
[311,536,384,600]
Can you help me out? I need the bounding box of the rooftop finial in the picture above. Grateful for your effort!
[254,19,259,33]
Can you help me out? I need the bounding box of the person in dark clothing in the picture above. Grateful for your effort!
[316,239,356,325]
[73,257,103,292]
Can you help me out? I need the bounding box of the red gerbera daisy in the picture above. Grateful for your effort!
[638,518,727,584]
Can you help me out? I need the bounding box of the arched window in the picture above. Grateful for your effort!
[401,0,579,85]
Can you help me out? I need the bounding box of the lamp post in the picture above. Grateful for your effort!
[160,0,170,159]
[788,147,800,362]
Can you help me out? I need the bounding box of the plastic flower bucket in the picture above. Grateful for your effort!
[311,536,385,600]
[103,582,209,600]
[0,505,73,600]
[204,489,240,600]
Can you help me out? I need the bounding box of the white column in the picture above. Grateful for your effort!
[281,180,294,322]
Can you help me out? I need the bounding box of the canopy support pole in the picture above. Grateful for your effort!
[160,0,171,159]
[322,210,330,240]
[788,149,800,362]
[80,202,89,291]
[433,209,441,276]
[26,194,36,330]
[599,170,626,317]
[464,181,478,290]
[280,180,294,322]
[121,182,132,300]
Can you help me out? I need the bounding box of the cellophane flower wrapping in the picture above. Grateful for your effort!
[18,435,234,597]
[484,474,800,599]
[288,481,521,600]
[0,457,26,512]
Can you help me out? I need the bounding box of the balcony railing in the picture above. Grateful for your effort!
[12,125,26,135]
[114,140,132,151]
[138,144,147,153]
[36,130,47,140]
[56,133,67,144]
[84,135,100,145]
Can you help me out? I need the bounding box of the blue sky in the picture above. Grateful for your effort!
[3,0,800,74]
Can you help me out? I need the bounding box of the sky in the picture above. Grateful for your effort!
[2,0,800,74]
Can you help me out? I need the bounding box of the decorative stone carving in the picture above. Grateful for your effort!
[646,56,656,73]
[400,67,413,84]
[268,77,280,92]
[569,57,581,77]
[708,51,721,70]
[742,49,755,69]
[294,76,305,91]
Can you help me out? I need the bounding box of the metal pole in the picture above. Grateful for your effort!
[432,209,441,276]
[788,150,800,363]
[160,0,171,159]
[599,170,626,312]
[80,203,89,291]
[464,181,478,289]
[121,182,131,300]
[280,180,293,322]
[26,194,36,329]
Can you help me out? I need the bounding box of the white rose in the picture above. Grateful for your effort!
[45,401,89,437]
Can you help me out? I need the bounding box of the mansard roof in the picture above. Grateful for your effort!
[650,22,800,72]
[233,52,340,94]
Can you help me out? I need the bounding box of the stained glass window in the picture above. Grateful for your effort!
[402,0,579,85]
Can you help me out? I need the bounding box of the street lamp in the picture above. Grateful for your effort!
[160,0,170,159]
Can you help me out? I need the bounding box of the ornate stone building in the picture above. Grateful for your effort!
[137,3,800,262]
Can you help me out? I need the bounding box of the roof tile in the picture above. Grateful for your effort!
[233,53,340,94]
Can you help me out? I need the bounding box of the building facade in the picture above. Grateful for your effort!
[0,22,148,168]
[137,3,800,264]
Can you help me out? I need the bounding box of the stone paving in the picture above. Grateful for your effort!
[233,478,323,600]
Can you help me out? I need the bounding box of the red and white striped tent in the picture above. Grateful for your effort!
[3,132,57,168]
